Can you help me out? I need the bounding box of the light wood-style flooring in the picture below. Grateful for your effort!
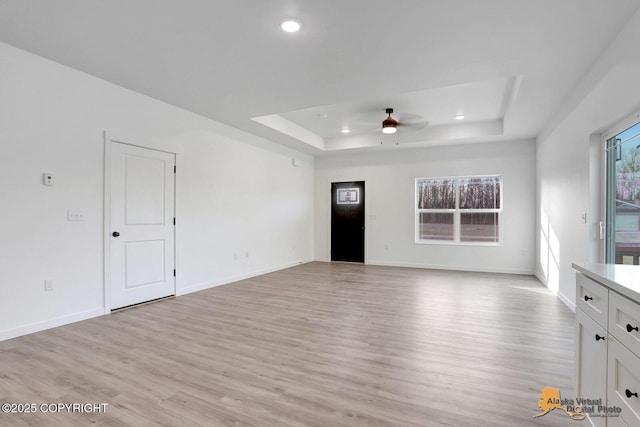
[0,262,576,426]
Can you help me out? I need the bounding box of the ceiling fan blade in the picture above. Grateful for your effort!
[348,109,428,135]
[398,121,428,131]
[394,112,424,123]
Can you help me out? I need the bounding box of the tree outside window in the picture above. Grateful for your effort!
[416,175,502,245]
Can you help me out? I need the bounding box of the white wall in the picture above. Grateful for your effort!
[536,8,640,310]
[0,42,314,340]
[315,140,536,274]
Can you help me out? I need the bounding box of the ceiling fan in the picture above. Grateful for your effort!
[382,108,399,134]
[380,108,426,134]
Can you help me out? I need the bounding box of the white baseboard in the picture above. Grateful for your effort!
[557,290,576,313]
[534,271,576,312]
[364,259,535,275]
[1,259,564,342]
[1,260,316,342]
[314,258,533,275]
[0,307,104,342]
[176,258,315,296]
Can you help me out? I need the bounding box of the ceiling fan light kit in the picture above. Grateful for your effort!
[381,108,398,134]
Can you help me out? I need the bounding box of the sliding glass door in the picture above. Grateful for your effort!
[605,121,640,264]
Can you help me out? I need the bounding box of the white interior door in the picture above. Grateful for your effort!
[109,142,176,309]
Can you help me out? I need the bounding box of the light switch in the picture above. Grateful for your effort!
[43,173,53,186]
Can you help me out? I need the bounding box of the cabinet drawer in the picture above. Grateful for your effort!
[609,291,640,357]
[577,273,609,328]
[607,337,640,426]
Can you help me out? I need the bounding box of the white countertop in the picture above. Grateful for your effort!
[572,262,640,303]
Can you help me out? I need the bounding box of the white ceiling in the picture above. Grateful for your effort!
[1,0,639,155]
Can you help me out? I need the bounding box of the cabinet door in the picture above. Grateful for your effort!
[605,409,631,426]
[577,308,608,427]
[607,338,640,427]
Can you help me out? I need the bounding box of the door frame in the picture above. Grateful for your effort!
[327,179,367,263]
[103,131,179,313]
[600,110,640,264]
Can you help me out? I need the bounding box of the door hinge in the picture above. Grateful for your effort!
[174,165,176,173]
[173,269,176,277]
[173,217,176,225]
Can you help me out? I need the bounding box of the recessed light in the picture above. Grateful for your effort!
[456,115,465,120]
[281,19,301,33]
[341,129,350,134]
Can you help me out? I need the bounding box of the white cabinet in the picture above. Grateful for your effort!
[609,291,640,357]
[577,273,609,326]
[574,267,640,427]
[576,308,608,427]
[607,412,632,427]
[608,292,640,427]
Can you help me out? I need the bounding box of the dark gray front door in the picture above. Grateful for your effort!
[331,181,365,263]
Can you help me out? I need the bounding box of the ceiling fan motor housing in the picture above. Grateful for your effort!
[382,108,398,133]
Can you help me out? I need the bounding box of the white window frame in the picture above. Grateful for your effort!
[415,175,503,246]
[602,110,640,264]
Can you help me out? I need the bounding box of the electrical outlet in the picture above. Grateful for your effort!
[45,279,54,292]
[43,173,53,186]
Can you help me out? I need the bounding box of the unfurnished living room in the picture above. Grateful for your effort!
[1,1,640,426]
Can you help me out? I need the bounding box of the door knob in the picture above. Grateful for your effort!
[595,334,605,341]
[112,231,120,237]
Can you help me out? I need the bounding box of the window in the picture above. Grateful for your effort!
[605,120,640,265]
[416,175,502,245]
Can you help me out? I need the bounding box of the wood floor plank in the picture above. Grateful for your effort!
[0,262,576,426]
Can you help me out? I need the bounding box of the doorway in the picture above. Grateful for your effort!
[331,181,365,263]
[605,120,640,265]
[106,140,176,309]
